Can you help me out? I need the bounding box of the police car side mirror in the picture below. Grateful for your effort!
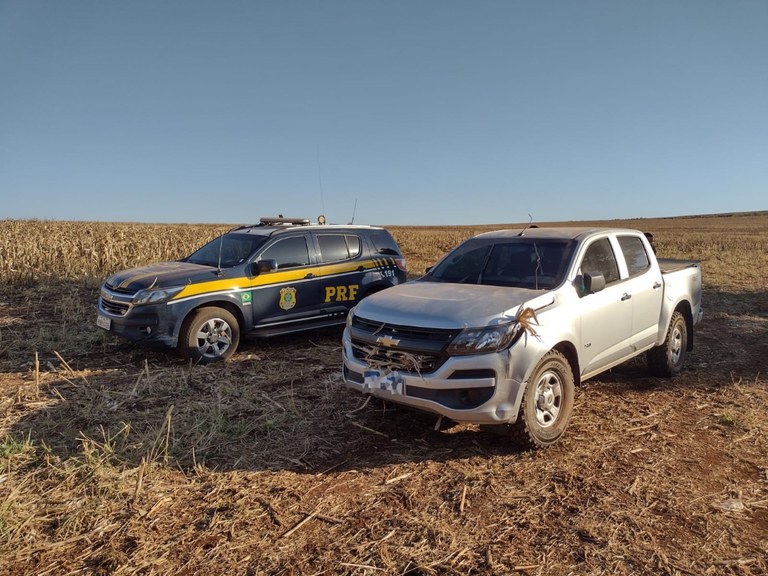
[252,259,278,275]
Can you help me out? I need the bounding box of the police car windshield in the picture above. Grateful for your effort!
[186,233,268,268]
[424,238,576,290]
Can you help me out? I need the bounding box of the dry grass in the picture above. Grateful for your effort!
[1,212,767,575]
[0,220,232,287]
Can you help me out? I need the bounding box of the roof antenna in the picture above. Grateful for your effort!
[518,213,534,236]
[316,146,326,216]
[216,224,241,276]
[349,198,358,225]
[216,232,224,277]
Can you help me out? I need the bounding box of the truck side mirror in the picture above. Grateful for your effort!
[252,259,278,276]
[583,273,606,294]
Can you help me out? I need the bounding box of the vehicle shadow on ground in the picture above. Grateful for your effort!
[1,355,729,477]
[6,288,765,475]
[8,366,526,475]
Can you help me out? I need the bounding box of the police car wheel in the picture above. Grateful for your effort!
[179,307,240,364]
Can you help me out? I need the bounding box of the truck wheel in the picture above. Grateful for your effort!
[179,307,240,364]
[647,311,687,377]
[509,350,575,449]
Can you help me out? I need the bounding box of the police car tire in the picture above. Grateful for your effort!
[179,307,240,364]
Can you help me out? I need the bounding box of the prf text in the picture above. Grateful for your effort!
[325,284,359,302]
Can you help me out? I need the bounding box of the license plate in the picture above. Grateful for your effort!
[96,315,111,330]
[363,369,403,395]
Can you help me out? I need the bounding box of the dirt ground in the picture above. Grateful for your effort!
[1,237,767,574]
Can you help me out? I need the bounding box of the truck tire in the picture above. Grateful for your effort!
[508,349,575,449]
[179,307,240,364]
[646,311,687,377]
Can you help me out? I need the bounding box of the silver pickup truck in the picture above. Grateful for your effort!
[342,227,703,448]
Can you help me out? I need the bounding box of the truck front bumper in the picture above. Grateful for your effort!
[342,329,524,425]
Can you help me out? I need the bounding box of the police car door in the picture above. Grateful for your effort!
[314,233,366,316]
[250,234,324,328]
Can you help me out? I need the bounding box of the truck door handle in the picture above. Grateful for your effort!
[653,282,662,289]
[621,293,632,301]
[357,266,365,271]
[304,273,315,279]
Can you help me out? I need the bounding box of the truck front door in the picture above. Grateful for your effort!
[576,237,633,376]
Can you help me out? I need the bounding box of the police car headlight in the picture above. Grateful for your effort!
[447,321,520,355]
[132,286,185,305]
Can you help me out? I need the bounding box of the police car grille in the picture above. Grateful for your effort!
[351,343,440,374]
[101,298,130,316]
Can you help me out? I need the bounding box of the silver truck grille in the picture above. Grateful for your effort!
[351,342,440,374]
[349,316,458,374]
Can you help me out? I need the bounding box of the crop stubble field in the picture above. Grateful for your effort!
[0,213,766,575]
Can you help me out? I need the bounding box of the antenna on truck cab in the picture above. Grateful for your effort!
[518,214,535,236]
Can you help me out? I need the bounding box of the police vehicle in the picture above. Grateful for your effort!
[96,217,407,363]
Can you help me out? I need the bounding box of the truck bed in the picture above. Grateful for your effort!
[657,258,700,275]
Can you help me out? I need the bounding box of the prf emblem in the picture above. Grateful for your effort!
[279,287,297,311]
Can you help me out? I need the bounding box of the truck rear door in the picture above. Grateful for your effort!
[616,234,664,352]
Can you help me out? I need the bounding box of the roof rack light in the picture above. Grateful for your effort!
[259,217,311,226]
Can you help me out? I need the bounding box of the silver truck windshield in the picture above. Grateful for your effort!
[425,239,576,290]
[186,233,268,268]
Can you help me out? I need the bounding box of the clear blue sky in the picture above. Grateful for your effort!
[1,1,766,226]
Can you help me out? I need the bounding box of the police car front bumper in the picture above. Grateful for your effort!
[96,300,178,348]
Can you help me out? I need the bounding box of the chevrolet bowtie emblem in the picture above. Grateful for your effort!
[376,335,401,347]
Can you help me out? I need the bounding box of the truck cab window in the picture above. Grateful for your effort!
[429,243,492,284]
[581,238,620,284]
[618,235,651,276]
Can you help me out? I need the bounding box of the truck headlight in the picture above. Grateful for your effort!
[132,286,184,305]
[447,321,521,355]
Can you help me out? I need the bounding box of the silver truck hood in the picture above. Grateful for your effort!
[354,281,554,329]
